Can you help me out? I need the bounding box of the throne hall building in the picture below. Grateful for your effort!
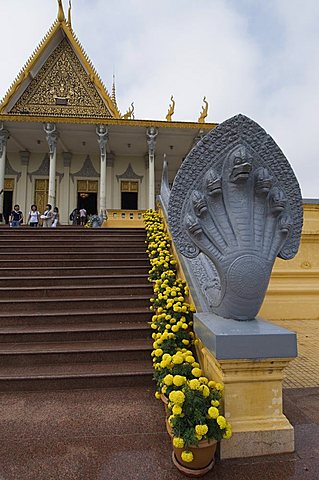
[0,1,216,225]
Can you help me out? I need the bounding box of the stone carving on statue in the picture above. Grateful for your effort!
[167,114,303,320]
[198,96,208,123]
[146,127,158,155]
[122,102,135,120]
[96,124,108,158]
[0,124,9,157]
[166,95,175,122]
[44,122,58,155]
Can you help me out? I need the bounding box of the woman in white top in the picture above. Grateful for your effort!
[27,204,40,227]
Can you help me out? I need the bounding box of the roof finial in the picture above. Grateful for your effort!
[198,96,209,123]
[112,74,118,110]
[68,0,72,29]
[57,0,65,22]
[166,95,175,122]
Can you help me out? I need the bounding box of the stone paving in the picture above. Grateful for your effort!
[271,319,319,388]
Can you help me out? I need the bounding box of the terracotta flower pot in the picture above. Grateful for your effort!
[160,393,169,415]
[172,439,217,478]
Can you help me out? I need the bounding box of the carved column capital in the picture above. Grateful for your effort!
[0,126,10,157]
[146,127,158,155]
[20,151,30,166]
[96,124,108,158]
[62,151,72,167]
[43,123,59,155]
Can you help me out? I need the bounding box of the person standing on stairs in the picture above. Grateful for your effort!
[41,204,53,228]
[27,204,40,227]
[51,207,59,228]
[10,204,23,227]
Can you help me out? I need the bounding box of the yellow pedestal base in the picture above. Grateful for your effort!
[197,343,295,459]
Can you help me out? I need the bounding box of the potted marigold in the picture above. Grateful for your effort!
[167,376,231,477]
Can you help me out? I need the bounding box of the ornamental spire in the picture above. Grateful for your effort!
[111,74,118,110]
[57,0,65,23]
[68,0,72,30]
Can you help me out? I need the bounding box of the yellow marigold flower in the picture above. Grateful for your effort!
[165,324,171,329]
[163,374,174,386]
[223,428,232,439]
[172,404,182,415]
[182,339,189,345]
[201,385,210,397]
[192,368,202,377]
[162,353,171,362]
[199,377,208,384]
[211,400,220,407]
[181,305,188,313]
[208,380,216,389]
[185,355,195,364]
[192,362,200,368]
[208,407,219,419]
[150,323,157,330]
[172,354,184,365]
[169,390,185,405]
[215,383,224,391]
[195,434,202,441]
[155,391,161,399]
[181,451,193,463]
[195,424,208,436]
[172,437,184,448]
[217,415,227,429]
[182,323,188,330]
[154,348,163,357]
[161,385,167,394]
[189,379,200,390]
[168,415,175,427]
[173,375,186,387]
[171,325,179,333]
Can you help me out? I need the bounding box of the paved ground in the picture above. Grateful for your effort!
[0,319,318,480]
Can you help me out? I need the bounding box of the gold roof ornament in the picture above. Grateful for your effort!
[198,96,208,123]
[112,75,119,111]
[68,0,72,30]
[165,95,175,122]
[122,102,135,120]
[57,0,66,23]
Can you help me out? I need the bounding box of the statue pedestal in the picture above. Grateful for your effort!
[194,313,297,459]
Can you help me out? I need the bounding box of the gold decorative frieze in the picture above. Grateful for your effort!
[10,39,113,118]
[4,178,14,190]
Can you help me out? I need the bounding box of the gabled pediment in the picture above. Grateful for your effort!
[0,19,120,119]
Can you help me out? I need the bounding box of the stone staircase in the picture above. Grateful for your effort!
[0,227,153,391]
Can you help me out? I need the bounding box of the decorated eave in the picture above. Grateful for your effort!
[0,2,121,119]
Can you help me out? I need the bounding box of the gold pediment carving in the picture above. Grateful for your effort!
[10,39,113,118]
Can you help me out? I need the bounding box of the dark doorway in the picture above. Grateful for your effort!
[77,192,97,215]
[3,191,13,223]
[121,192,138,210]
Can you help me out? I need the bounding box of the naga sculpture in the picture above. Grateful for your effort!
[165,114,303,320]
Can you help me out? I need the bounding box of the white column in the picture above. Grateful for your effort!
[106,152,114,209]
[146,127,158,210]
[0,124,9,222]
[43,123,59,208]
[62,152,72,224]
[96,125,108,217]
[19,151,30,219]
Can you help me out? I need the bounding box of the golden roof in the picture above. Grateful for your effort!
[0,2,121,119]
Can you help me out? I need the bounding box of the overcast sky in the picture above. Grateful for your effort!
[0,0,318,197]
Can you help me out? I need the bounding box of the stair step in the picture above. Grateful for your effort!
[0,308,151,327]
[0,274,149,287]
[0,284,152,299]
[0,251,148,260]
[0,338,152,366]
[1,258,149,267]
[0,360,153,391]
[0,321,150,343]
[0,265,150,277]
[0,295,150,312]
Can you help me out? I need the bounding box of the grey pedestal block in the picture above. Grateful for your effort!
[194,313,297,360]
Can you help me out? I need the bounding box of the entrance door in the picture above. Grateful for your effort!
[3,179,14,223]
[77,180,98,215]
[121,181,138,210]
[77,192,97,215]
[34,179,49,214]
